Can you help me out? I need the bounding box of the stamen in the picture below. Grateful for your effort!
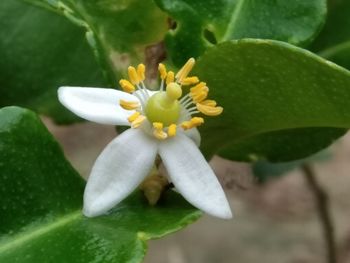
[176,58,195,82]
[128,66,140,85]
[153,122,163,130]
[181,117,204,130]
[168,124,177,137]
[120,100,140,110]
[128,112,140,122]
[190,90,208,103]
[179,93,191,103]
[153,122,168,140]
[166,71,175,85]
[181,76,199,86]
[190,82,208,93]
[131,115,146,128]
[158,63,167,80]
[137,64,146,81]
[196,103,223,116]
[119,79,135,93]
[201,100,217,107]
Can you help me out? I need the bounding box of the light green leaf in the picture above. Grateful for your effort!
[194,39,350,162]
[0,106,201,263]
[0,0,107,123]
[155,0,327,66]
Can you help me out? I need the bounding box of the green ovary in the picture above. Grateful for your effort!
[145,92,180,126]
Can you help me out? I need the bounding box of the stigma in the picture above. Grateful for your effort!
[119,58,223,140]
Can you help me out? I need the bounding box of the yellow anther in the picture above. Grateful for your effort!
[131,115,146,128]
[128,111,140,123]
[181,121,192,130]
[181,76,199,86]
[120,100,140,110]
[153,122,163,130]
[153,122,168,140]
[190,82,208,93]
[166,82,182,101]
[137,64,146,81]
[128,66,140,85]
[190,90,208,103]
[196,103,223,116]
[191,117,204,126]
[166,71,175,85]
[119,79,135,93]
[201,99,217,107]
[168,124,177,137]
[181,117,204,130]
[176,58,195,82]
[158,63,167,80]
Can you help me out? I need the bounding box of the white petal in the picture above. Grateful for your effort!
[183,128,201,147]
[83,128,158,217]
[159,134,232,219]
[58,86,139,125]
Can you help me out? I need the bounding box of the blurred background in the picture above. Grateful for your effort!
[44,117,350,263]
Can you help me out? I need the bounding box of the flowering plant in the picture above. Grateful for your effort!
[58,58,232,219]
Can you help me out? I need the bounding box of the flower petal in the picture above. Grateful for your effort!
[83,128,158,217]
[183,127,201,147]
[58,86,139,125]
[159,134,232,219]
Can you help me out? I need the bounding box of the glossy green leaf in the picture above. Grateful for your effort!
[0,106,201,262]
[155,0,327,66]
[311,0,350,69]
[0,0,107,123]
[24,0,168,84]
[194,39,350,162]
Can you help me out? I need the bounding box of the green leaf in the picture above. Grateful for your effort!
[0,106,201,262]
[311,0,350,69]
[194,39,350,162]
[0,0,108,123]
[24,0,168,83]
[155,0,327,66]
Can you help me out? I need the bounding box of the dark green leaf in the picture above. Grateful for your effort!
[311,0,350,69]
[155,0,327,66]
[195,39,350,162]
[0,106,201,262]
[24,0,169,83]
[0,0,107,123]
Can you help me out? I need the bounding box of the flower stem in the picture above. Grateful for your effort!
[301,163,337,263]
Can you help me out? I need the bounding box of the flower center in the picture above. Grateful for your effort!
[145,83,182,126]
[119,58,223,140]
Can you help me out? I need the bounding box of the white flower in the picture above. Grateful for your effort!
[58,58,232,219]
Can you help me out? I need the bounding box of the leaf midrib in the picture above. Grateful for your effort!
[222,0,246,40]
[0,210,82,253]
